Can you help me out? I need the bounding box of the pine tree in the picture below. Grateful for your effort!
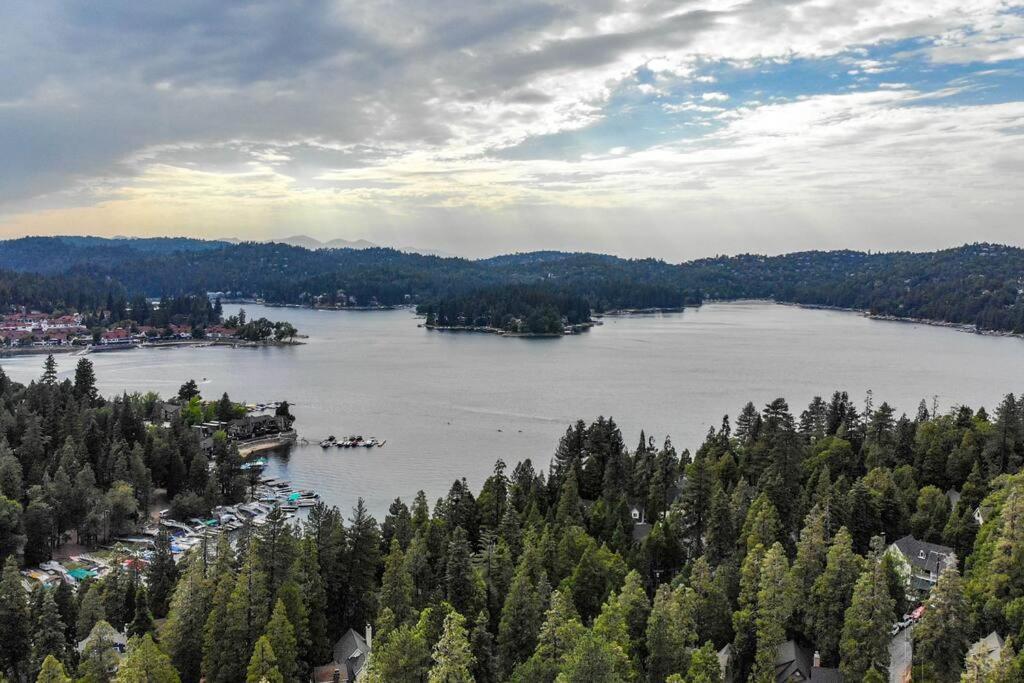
[839,558,896,680]
[555,628,630,683]
[79,620,120,683]
[363,623,430,682]
[380,538,414,624]
[146,530,179,619]
[645,584,694,682]
[685,642,723,683]
[73,358,97,401]
[0,557,31,680]
[428,610,476,683]
[246,636,284,683]
[222,548,270,683]
[202,557,235,683]
[445,527,479,617]
[344,499,381,630]
[752,544,791,683]
[808,527,863,666]
[128,586,154,638]
[161,555,210,683]
[29,588,67,677]
[516,589,584,681]
[114,634,181,683]
[76,582,106,641]
[731,543,765,681]
[34,655,71,683]
[497,541,548,677]
[41,355,57,385]
[263,600,299,683]
[915,565,969,682]
[293,538,328,665]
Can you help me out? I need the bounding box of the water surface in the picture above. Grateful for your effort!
[4,302,1023,517]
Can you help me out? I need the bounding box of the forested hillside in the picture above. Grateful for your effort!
[1,238,1023,333]
[3,359,1024,681]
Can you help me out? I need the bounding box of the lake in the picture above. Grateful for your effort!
[3,302,1023,518]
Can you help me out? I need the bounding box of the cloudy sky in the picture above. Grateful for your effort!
[1,1,1022,259]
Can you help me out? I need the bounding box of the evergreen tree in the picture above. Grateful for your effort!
[685,642,723,683]
[78,620,120,683]
[752,544,791,683]
[379,538,413,625]
[41,355,58,385]
[34,655,71,683]
[515,590,584,682]
[222,548,270,683]
[114,634,181,683]
[428,610,475,683]
[839,556,896,680]
[345,499,381,630]
[363,623,430,682]
[161,555,210,683]
[808,527,863,666]
[645,584,695,682]
[789,504,829,637]
[177,380,200,402]
[0,557,30,680]
[915,565,970,682]
[497,542,548,677]
[146,530,179,619]
[128,586,154,638]
[30,588,67,677]
[73,358,98,401]
[445,527,479,617]
[264,600,299,683]
[555,628,630,683]
[246,636,284,683]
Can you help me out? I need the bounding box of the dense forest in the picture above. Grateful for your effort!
[2,359,1024,681]
[418,286,593,335]
[2,237,1021,334]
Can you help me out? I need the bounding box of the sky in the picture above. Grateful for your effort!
[1,1,1022,260]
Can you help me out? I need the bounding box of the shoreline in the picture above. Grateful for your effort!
[238,431,298,457]
[421,320,598,337]
[710,298,1024,340]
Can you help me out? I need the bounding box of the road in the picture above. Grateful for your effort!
[889,624,913,683]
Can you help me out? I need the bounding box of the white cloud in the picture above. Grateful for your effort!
[0,0,1022,255]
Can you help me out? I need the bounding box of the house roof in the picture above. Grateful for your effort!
[333,628,368,670]
[967,631,1004,664]
[775,639,813,681]
[632,522,652,543]
[774,640,844,682]
[891,535,954,577]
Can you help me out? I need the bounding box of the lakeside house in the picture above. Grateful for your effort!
[885,534,956,594]
[312,627,371,682]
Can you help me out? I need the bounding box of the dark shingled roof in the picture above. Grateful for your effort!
[892,534,954,577]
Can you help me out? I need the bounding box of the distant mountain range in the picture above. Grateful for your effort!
[217,234,449,256]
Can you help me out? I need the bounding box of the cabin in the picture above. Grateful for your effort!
[153,401,182,423]
[966,631,1004,668]
[311,627,371,682]
[717,640,842,682]
[886,535,956,594]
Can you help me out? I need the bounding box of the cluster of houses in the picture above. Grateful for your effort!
[0,310,242,348]
[0,312,87,347]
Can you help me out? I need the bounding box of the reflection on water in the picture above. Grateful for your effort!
[3,302,1023,517]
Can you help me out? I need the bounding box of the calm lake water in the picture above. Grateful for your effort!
[4,302,1024,517]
